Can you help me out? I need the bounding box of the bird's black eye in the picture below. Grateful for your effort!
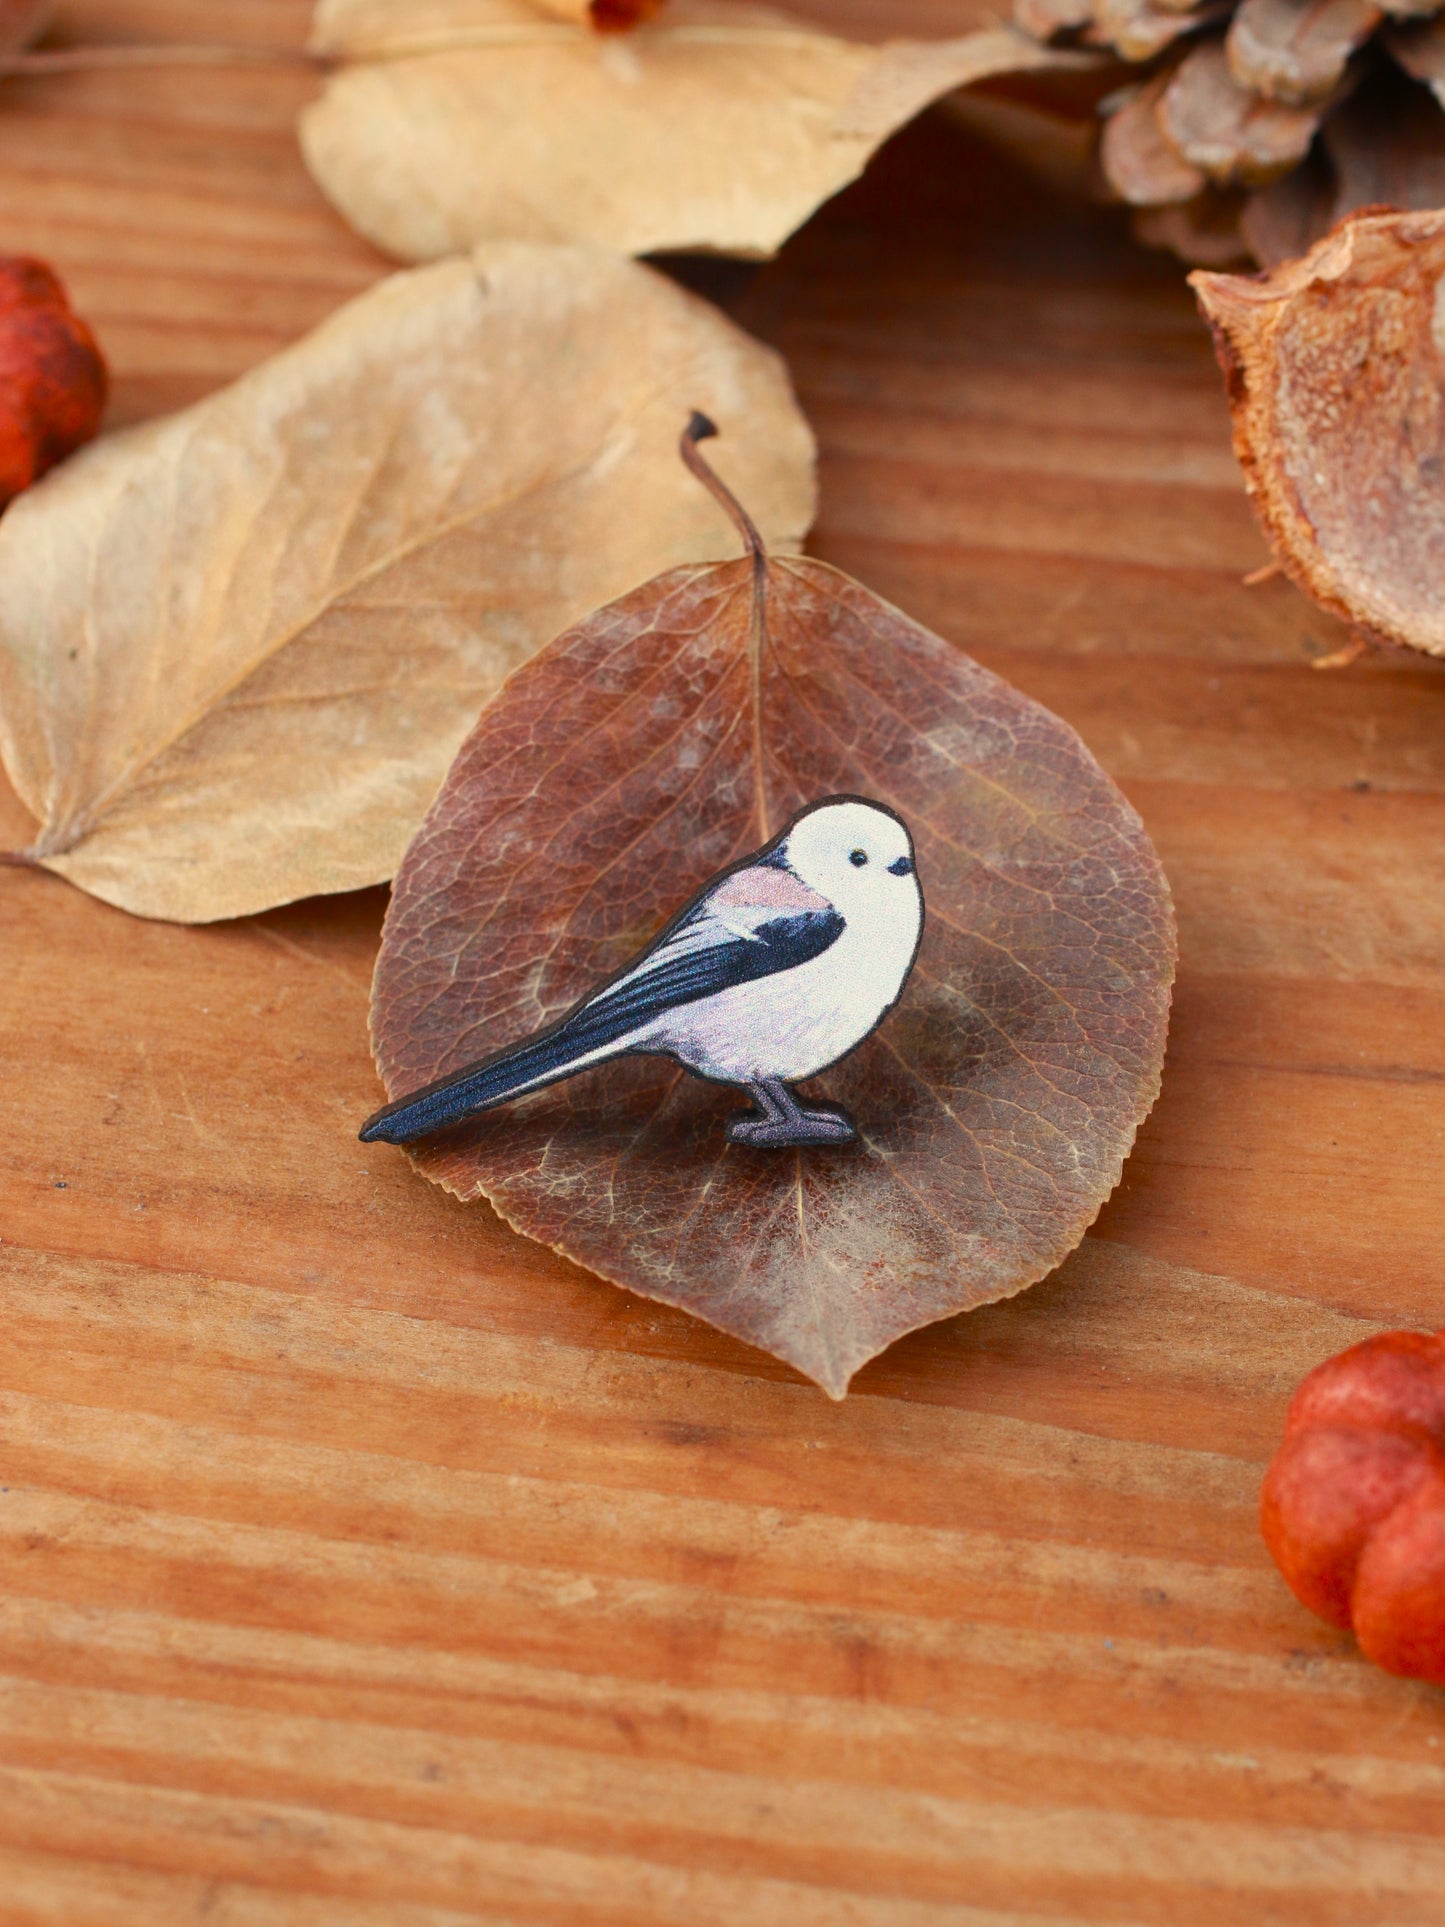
[887,855,914,877]
[849,848,868,867]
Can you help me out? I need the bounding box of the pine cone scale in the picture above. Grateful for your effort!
[1015,0,1445,261]
[1226,0,1381,104]
[1161,40,1330,181]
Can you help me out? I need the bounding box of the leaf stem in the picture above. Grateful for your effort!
[679,412,773,841]
[0,848,41,868]
[679,412,767,568]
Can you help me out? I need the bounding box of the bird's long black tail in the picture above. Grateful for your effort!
[359,1000,644,1145]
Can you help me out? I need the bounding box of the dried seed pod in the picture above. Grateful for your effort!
[0,256,106,508]
[1261,1330,1445,1684]
[1192,206,1445,660]
[1159,38,1328,179]
[1226,0,1380,102]
[1102,69,1210,198]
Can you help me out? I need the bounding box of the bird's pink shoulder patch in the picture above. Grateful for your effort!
[710,865,830,915]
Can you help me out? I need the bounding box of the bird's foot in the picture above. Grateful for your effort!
[726,1104,857,1150]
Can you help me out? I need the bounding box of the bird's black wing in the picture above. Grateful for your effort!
[359,904,844,1144]
[565,903,845,1051]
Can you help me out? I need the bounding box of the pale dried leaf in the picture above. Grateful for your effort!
[1226,0,1379,103]
[1160,38,1329,181]
[0,245,815,921]
[302,0,1097,261]
[1102,70,1208,202]
[1192,208,1445,657]
[369,526,1175,1397]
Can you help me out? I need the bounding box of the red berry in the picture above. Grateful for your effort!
[1262,1330,1445,1684]
[1353,1473,1445,1683]
[0,255,107,507]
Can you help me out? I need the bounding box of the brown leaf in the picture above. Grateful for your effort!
[1160,38,1329,181]
[1225,0,1380,104]
[1101,69,1209,203]
[0,245,814,921]
[301,0,1098,261]
[1191,207,1445,657]
[368,433,1176,1398]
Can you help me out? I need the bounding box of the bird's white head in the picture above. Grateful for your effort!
[777,796,922,928]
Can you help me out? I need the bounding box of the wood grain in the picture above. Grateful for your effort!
[2,3,1445,1921]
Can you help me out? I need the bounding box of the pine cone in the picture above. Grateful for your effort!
[1013,0,1445,263]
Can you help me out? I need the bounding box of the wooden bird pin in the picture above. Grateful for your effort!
[360,794,923,1150]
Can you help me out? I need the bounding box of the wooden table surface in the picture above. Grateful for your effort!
[3,4,1445,1922]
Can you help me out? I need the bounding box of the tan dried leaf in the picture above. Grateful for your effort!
[1192,208,1445,657]
[368,446,1175,1396]
[301,0,1096,262]
[1160,38,1328,181]
[1226,0,1379,103]
[0,245,815,921]
[1102,70,1208,202]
